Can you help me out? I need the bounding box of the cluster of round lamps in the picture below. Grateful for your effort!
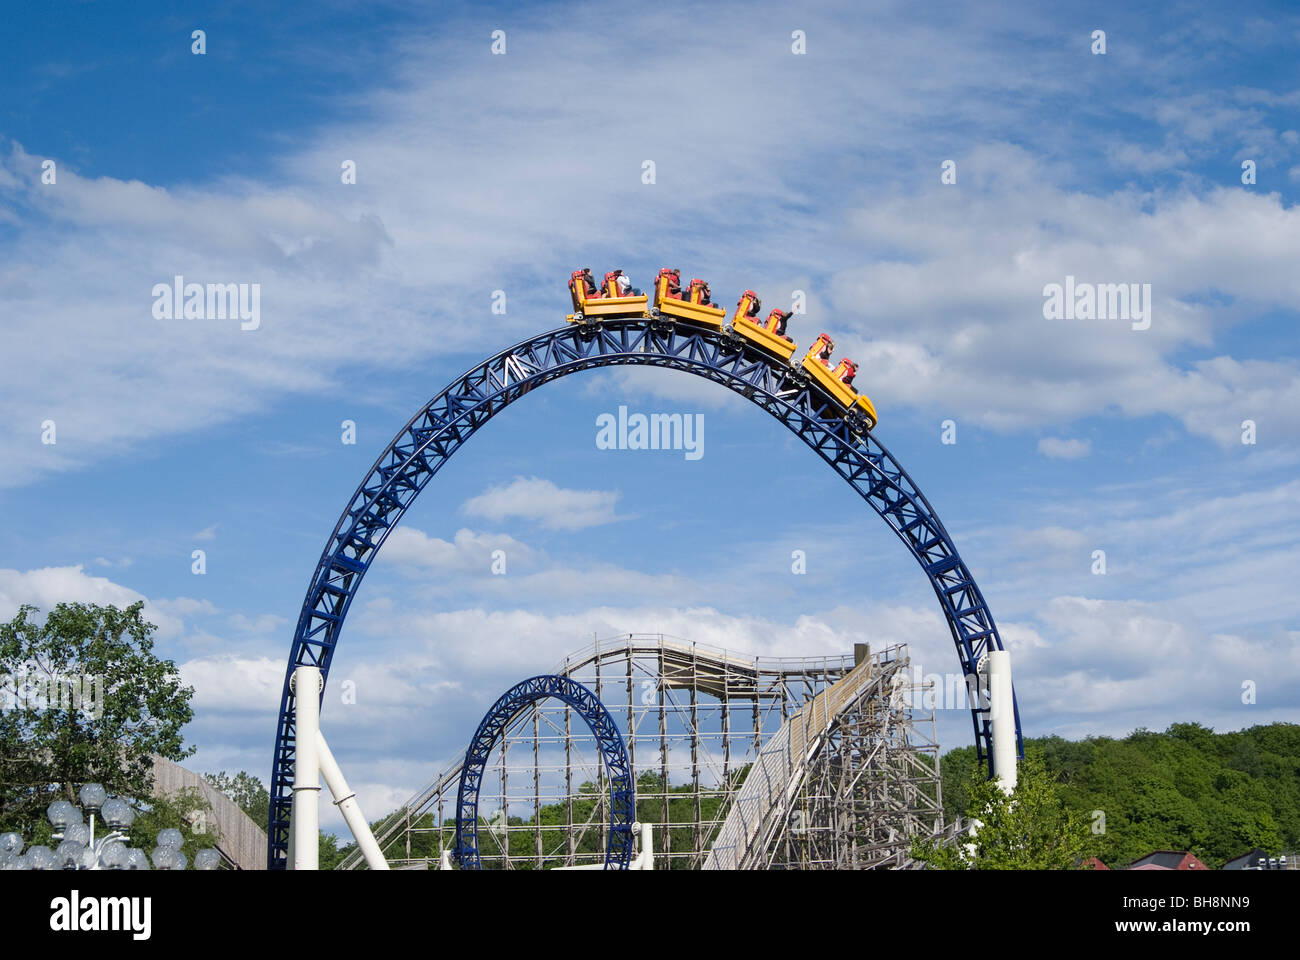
[0,783,221,870]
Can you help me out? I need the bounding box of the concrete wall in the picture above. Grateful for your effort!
[150,755,267,870]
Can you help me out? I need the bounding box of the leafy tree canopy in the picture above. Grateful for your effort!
[938,722,1299,868]
[205,770,271,826]
[0,602,194,831]
[914,751,1094,869]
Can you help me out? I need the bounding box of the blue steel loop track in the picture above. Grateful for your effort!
[454,675,635,869]
[267,315,1021,868]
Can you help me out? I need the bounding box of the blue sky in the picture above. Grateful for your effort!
[2,1,1298,832]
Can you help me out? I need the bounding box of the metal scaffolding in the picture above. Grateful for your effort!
[341,634,942,870]
[753,651,944,869]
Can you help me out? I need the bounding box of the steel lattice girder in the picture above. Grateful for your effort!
[267,317,1020,868]
[454,675,635,870]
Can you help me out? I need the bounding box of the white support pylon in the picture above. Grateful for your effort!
[632,820,654,871]
[290,665,322,870]
[986,650,1017,793]
[317,730,389,870]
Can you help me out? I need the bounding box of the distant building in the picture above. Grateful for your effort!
[1128,850,1209,870]
[1088,848,1295,871]
[1224,848,1293,871]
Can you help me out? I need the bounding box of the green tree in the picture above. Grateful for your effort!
[205,770,271,825]
[319,831,348,869]
[207,769,348,868]
[914,752,1093,869]
[938,723,1300,868]
[0,602,195,834]
[127,787,220,866]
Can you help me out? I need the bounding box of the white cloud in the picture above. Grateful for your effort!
[154,596,218,618]
[357,603,941,687]
[193,524,219,542]
[475,563,684,603]
[3,5,1296,491]
[959,470,1300,641]
[379,526,534,573]
[1105,141,1191,173]
[1011,595,1300,731]
[829,157,1300,447]
[358,524,698,607]
[585,367,747,411]
[180,654,283,714]
[461,477,621,531]
[1038,436,1091,459]
[1005,526,1093,573]
[227,612,286,636]
[0,565,182,639]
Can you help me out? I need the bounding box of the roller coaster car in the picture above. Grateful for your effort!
[652,269,726,331]
[602,269,640,298]
[567,268,648,322]
[731,292,797,361]
[800,333,879,429]
[686,278,716,305]
[852,391,879,431]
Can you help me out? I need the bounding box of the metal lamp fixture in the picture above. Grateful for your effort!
[0,784,223,871]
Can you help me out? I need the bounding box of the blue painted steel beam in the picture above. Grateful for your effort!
[454,675,635,870]
[267,316,1020,868]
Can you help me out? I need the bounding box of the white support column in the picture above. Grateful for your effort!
[291,666,322,870]
[317,730,390,870]
[634,820,654,871]
[986,650,1017,793]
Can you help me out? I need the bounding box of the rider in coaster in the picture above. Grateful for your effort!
[688,279,717,306]
[813,334,834,366]
[738,290,762,320]
[602,270,625,298]
[765,308,793,340]
[615,272,642,297]
[573,267,600,299]
[658,267,684,300]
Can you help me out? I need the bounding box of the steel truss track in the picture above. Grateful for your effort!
[268,316,1020,868]
[454,674,635,870]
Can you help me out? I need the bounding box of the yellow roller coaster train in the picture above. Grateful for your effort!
[567,266,878,431]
